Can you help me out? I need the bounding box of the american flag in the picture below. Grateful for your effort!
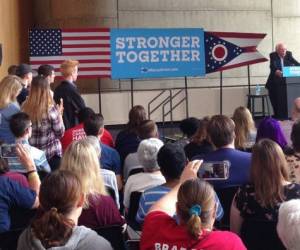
[205,31,267,73]
[29,28,111,78]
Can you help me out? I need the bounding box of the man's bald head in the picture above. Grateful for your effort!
[276,43,287,58]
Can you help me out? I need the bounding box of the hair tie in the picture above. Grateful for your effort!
[50,207,58,213]
[189,204,202,216]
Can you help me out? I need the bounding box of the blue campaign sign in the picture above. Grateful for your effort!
[110,28,205,79]
[283,66,300,77]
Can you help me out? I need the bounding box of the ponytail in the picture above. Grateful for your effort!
[177,179,215,239]
[32,207,74,248]
[187,214,202,239]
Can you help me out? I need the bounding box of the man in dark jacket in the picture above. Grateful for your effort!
[54,60,86,129]
[266,43,300,119]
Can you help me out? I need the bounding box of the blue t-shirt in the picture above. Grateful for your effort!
[100,143,121,175]
[0,102,20,144]
[203,148,251,189]
[0,176,36,232]
[136,185,224,224]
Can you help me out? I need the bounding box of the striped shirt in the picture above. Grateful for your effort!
[136,185,224,224]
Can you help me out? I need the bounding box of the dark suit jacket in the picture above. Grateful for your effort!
[53,80,86,129]
[266,51,300,89]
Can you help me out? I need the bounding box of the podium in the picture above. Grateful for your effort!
[283,66,300,118]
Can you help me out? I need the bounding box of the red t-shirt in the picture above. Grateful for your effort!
[60,123,114,151]
[141,211,246,250]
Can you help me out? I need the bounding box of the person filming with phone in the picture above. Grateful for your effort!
[198,115,251,190]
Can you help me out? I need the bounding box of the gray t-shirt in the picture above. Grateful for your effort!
[17,225,113,250]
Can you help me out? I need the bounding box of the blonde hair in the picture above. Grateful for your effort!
[251,139,289,207]
[22,76,54,123]
[232,106,255,149]
[0,75,23,108]
[60,139,107,206]
[177,179,215,239]
[60,60,79,77]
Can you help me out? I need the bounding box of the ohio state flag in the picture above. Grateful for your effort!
[205,31,267,73]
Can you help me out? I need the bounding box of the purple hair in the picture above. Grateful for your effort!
[256,117,287,148]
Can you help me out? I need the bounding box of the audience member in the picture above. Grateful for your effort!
[140,161,246,250]
[17,170,112,250]
[54,60,86,129]
[123,138,165,210]
[230,139,300,248]
[84,113,122,190]
[37,64,55,96]
[16,63,34,106]
[256,116,288,150]
[7,65,18,75]
[0,75,22,143]
[232,106,256,151]
[184,117,213,160]
[277,199,300,250]
[0,144,40,233]
[60,107,114,151]
[85,135,120,208]
[22,76,65,171]
[177,117,200,147]
[60,139,124,228]
[136,143,224,224]
[280,97,300,146]
[202,115,251,189]
[286,120,300,183]
[9,112,50,173]
[115,105,147,165]
[123,119,159,180]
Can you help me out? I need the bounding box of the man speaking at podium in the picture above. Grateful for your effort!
[266,43,300,119]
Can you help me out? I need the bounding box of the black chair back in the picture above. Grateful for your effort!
[0,228,24,250]
[126,191,142,231]
[128,168,144,178]
[215,186,239,229]
[94,225,125,250]
[125,240,140,250]
[105,185,116,203]
[241,219,285,250]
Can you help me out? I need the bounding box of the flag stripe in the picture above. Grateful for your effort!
[30,55,110,61]
[62,36,110,41]
[30,59,111,65]
[208,31,266,39]
[224,52,267,67]
[62,32,110,37]
[62,40,110,45]
[31,63,111,70]
[63,28,110,33]
[62,51,110,56]
[63,44,110,48]
[220,37,263,47]
[217,58,268,72]
[62,47,110,52]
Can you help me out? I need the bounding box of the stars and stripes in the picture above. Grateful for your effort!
[29,28,111,78]
[205,31,268,73]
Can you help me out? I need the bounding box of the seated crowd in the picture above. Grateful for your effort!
[2,62,300,250]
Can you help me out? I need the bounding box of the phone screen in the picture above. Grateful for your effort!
[0,144,18,158]
[198,161,230,180]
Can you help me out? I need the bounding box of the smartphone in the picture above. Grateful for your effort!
[0,144,18,158]
[198,161,230,180]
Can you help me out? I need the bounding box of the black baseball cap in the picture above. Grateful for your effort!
[16,64,34,77]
